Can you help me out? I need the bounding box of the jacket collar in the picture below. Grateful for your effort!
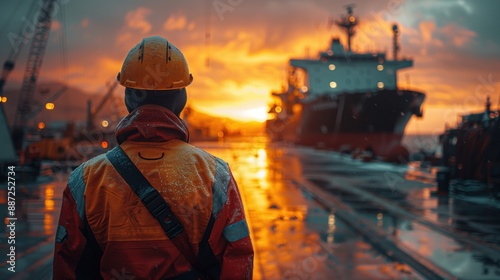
[115,104,189,144]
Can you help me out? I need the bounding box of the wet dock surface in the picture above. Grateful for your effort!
[1,138,500,279]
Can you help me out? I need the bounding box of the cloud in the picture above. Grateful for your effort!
[116,32,133,45]
[419,21,435,44]
[81,18,90,28]
[418,21,438,54]
[125,7,152,34]
[163,14,187,31]
[115,7,155,50]
[51,19,61,31]
[441,23,476,47]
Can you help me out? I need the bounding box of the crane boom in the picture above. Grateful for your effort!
[87,81,118,129]
[12,0,56,151]
[93,82,118,120]
[26,86,67,120]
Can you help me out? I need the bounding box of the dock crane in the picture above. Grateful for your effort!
[5,0,58,153]
[26,86,67,121]
[86,81,118,130]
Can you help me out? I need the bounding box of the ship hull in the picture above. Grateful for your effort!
[441,112,500,185]
[267,89,425,160]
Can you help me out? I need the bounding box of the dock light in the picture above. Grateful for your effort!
[377,82,384,89]
[0,96,6,103]
[377,65,384,71]
[275,106,282,113]
[101,120,109,128]
[45,102,55,110]
[101,141,108,149]
[37,122,45,130]
[330,81,337,88]
[328,64,336,71]
[300,86,308,92]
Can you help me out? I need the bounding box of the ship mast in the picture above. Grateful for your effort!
[335,5,358,52]
[392,24,400,61]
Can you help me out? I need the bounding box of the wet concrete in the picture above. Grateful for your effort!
[1,138,499,279]
[0,175,64,279]
[283,146,500,279]
[200,139,425,279]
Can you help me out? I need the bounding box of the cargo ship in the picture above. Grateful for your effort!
[266,6,425,161]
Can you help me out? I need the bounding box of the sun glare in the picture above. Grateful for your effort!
[207,106,268,123]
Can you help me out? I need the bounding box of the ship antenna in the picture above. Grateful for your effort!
[486,96,491,115]
[336,4,357,52]
[392,24,400,61]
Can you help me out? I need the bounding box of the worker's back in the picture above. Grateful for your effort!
[54,106,253,279]
[85,139,219,278]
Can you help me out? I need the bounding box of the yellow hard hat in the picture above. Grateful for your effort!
[117,36,193,90]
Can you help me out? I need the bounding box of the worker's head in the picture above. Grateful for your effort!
[117,36,193,116]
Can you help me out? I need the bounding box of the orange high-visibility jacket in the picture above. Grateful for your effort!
[53,105,254,279]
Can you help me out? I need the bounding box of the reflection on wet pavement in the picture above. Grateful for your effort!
[199,139,425,279]
[0,176,64,279]
[289,146,500,279]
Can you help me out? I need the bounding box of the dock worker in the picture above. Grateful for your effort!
[53,36,254,279]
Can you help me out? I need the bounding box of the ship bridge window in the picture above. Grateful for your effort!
[329,64,336,71]
[377,82,384,89]
[330,81,337,88]
[377,65,384,71]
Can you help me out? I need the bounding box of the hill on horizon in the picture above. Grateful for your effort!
[2,82,264,136]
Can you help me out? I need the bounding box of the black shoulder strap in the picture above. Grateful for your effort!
[106,146,220,279]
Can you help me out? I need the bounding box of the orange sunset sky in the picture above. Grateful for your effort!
[1,0,499,134]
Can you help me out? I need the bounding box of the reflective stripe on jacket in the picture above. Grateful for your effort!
[53,105,254,279]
